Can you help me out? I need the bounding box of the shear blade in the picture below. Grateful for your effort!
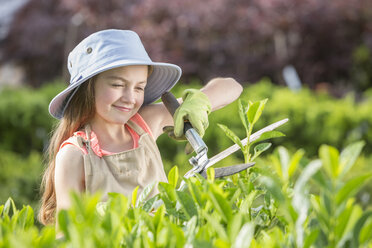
[200,162,255,179]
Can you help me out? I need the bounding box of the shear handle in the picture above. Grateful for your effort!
[161,92,193,134]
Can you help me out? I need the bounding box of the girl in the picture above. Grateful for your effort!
[39,29,242,226]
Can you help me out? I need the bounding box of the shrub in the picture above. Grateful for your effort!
[1,142,371,247]
[0,149,43,211]
[0,82,64,155]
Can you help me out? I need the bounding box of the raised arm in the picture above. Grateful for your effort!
[140,77,243,139]
[199,77,243,111]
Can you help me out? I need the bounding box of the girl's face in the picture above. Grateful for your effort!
[93,65,148,125]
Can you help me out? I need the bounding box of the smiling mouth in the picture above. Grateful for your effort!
[113,105,132,112]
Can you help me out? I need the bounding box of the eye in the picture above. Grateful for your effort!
[111,83,123,88]
[135,86,145,91]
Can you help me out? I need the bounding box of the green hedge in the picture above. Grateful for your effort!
[1,80,372,208]
[0,82,63,155]
[159,79,372,174]
[1,79,371,158]
[0,149,43,210]
[1,142,372,247]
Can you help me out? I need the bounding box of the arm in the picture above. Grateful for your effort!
[199,77,243,111]
[54,145,85,233]
[140,77,243,139]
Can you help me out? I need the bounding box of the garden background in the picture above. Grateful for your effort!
[0,0,372,247]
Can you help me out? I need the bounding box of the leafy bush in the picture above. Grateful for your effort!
[0,82,64,155]
[1,141,371,247]
[1,80,372,211]
[3,0,372,89]
[0,149,43,211]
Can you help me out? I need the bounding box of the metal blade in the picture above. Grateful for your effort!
[181,118,288,180]
[206,118,288,169]
[200,163,255,178]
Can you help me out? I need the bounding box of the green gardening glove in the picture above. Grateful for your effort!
[163,89,211,154]
[173,89,211,138]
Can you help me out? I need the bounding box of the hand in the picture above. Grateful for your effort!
[173,89,211,138]
[162,89,211,154]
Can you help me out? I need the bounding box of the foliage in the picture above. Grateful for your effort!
[1,80,372,210]
[1,141,371,247]
[2,0,372,89]
[217,98,284,163]
[0,83,371,245]
[0,82,63,155]
[235,79,372,156]
[0,149,43,211]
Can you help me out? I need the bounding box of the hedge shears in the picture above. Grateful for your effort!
[161,92,288,183]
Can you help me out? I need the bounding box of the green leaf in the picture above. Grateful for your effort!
[207,184,232,223]
[131,186,139,207]
[303,229,319,248]
[57,210,70,240]
[359,213,372,244]
[96,201,107,217]
[292,160,322,225]
[247,99,267,125]
[238,99,249,131]
[154,204,166,229]
[3,197,17,217]
[17,206,34,229]
[288,149,305,178]
[207,167,215,182]
[335,172,372,205]
[278,146,290,181]
[339,141,365,179]
[176,191,198,219]
[259,176,285,203]
[352,210,372,247]
[217,124,243,151]
[158,183,177,216]
[158,182,177,202]
[137,182,156,207]
[247,101,260,124]
[319,144,340,179]
[185,216,198,246]
[186,178,204,207]
[250,130,285,146]
[251,142,271,160]
[142,196,157,212]
[203,211,229,241]
[228,213,243,242]
[168,166,179,189]
[232,223,254,248]
[335,200,362,244]
[270,154,284,181]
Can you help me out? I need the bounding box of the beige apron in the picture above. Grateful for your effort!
[69,120,168,201]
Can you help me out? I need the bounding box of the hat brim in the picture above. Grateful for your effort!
[49,60,181,119]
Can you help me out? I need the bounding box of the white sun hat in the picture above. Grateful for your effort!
[49,29,182,119]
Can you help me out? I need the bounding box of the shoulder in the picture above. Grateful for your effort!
[55,144,85,210]
[56,144,84,164]
[55,144,85,180]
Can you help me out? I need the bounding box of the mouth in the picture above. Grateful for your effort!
[113,105,132,112]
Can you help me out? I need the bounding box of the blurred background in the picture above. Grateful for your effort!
[0,0,371,212]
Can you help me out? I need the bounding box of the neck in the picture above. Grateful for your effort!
[88,117,131,149]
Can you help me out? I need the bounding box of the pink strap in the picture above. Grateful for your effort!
[59,113,152,156]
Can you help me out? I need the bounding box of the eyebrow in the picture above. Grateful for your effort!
[106,75,147,85]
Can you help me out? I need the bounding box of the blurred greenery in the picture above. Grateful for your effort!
[0,79,371,213]
[1,142,371,246]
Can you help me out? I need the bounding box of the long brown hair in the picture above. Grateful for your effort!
[38,77,96,225]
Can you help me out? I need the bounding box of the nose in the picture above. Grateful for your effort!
[121,87,136,104]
